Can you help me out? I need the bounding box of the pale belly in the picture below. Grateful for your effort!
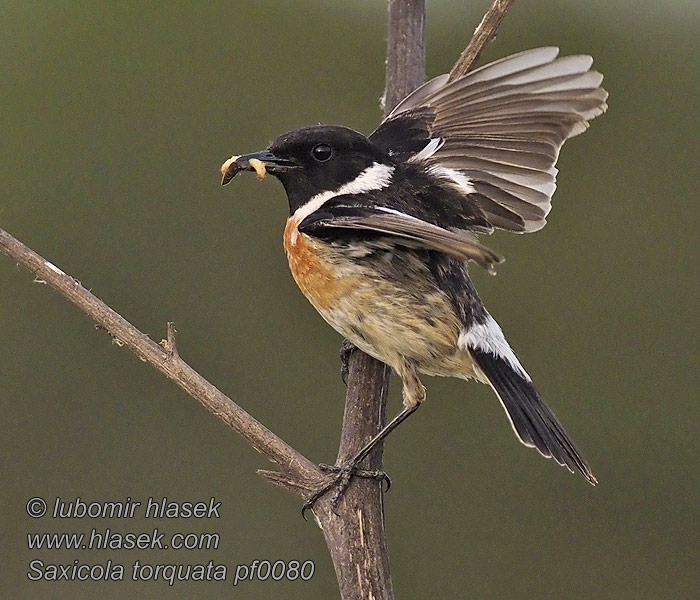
[283,223,476,378]
[316,282,473,378]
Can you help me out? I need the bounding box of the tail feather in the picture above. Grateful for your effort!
[470,346,597,485]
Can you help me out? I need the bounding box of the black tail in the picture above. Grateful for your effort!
[470,347,597,485]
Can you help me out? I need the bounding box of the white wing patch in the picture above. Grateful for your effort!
[427,165,476,196]
[459,313,531,381]
[409,137,445,162]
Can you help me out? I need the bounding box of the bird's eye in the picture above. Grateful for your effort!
[311,143,333,162]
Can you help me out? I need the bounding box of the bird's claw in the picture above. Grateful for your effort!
[319,463,391,492]
[301,462,392,520]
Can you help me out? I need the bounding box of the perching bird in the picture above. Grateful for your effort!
[222,47,607,500]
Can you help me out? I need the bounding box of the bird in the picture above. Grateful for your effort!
[221,47,607,505]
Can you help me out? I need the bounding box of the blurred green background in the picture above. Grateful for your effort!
[1,1,698,598]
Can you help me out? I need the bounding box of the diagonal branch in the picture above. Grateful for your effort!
[449,0,517,82]
[0,229,322,490]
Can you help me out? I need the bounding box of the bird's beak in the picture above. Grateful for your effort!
[220,150,295,185]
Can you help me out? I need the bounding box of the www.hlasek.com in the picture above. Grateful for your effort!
[25,496,314,586]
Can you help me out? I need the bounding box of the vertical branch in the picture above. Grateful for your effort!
[317,2,426,600]
[338,0,426,474]
[385,0,427,112]
[322,2,517,595]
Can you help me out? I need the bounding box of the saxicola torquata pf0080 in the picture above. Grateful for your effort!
[222,48,607,505]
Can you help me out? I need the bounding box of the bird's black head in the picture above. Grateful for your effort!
[221,125,392,214]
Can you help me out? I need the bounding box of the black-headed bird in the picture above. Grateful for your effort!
[222,47,607,505]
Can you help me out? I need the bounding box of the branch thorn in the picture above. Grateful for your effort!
[160,321,179,359]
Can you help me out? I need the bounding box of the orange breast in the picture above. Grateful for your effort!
[283,217,356,311]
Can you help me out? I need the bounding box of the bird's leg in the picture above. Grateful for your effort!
[339,338,357,386]
[302,359,425,517]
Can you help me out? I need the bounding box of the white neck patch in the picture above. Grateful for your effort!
[289,162,395,244]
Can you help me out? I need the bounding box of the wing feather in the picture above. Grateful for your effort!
[298,205,504,273]
[370,47,608,234]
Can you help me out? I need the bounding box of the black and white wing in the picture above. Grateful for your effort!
[369,47,608,233]
[298,196,504,272]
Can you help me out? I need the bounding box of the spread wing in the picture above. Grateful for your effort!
[369,47,608,233]
[297,197,504,273]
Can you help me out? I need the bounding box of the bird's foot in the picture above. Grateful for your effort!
[339,339,357,386]
[319,463,392,493]
[301,462,391,519]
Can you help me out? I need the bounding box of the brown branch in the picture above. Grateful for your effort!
[306,2,428,598]
[0,2,515,598]
[0,229,323,490]
[384,0,427,113]
[321,1,518,594]
[449,0,517,82]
